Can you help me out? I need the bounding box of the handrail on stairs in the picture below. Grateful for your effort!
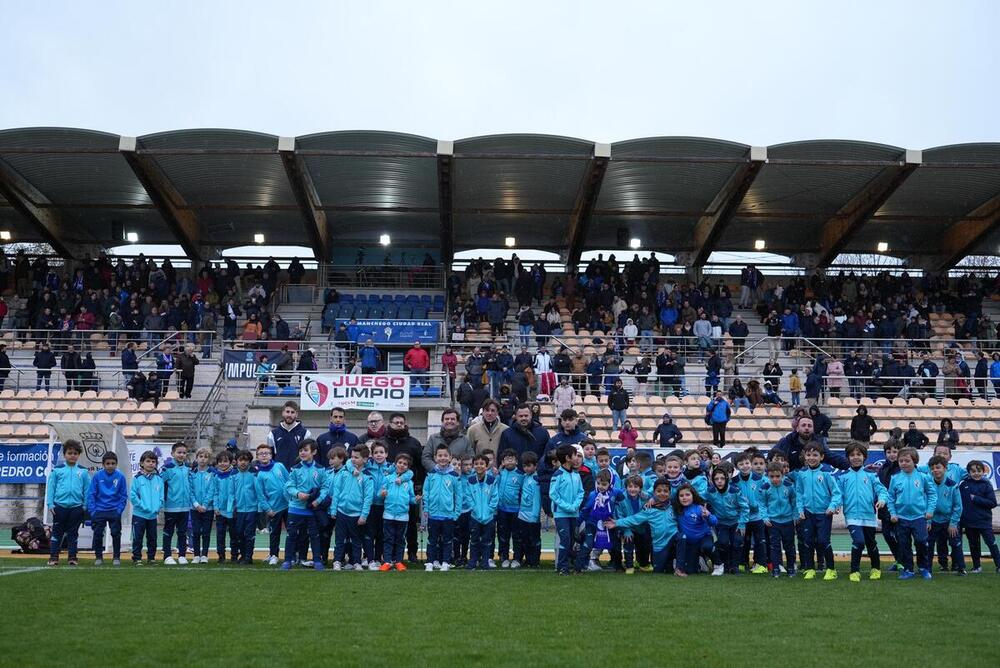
[182,366,227,448]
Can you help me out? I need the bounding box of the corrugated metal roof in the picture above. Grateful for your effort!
[454,158,588,210]
[454,134,592,156]
[296,130,436,153]
[877,144,1000,218]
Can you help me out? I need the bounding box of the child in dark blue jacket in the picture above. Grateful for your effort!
[86,451,128,565]
[959,460,1000,573]
[673,483,717,576]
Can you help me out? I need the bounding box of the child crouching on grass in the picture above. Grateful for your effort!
[605,478,677,574]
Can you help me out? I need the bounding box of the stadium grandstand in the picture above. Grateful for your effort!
[1,127,999,525]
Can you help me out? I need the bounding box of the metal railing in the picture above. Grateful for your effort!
[183,366,227,449]
[0,328,218,354]
[0,365,214,395]
[325,265,446,290]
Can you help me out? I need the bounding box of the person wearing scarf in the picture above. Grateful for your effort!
[316,406,360,463]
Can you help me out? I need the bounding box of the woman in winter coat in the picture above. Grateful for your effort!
[849,405,877,442]
[552,377,577,416]
[825,356,846,397]
[618,420,639,448]
[936,418,960,448]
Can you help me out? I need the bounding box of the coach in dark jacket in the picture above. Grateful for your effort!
[498,405,550,467]
[772,416,848,470]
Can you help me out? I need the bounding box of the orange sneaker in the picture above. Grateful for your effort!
[395,562,407,572]
[379,562,392,572]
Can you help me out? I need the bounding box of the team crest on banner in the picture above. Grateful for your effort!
[80,431,111,467]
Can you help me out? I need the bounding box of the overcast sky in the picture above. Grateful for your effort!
[2,1,997,147]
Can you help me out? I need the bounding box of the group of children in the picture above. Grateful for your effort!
[43,435,1000,580]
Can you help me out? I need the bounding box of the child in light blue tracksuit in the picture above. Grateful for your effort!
[45,440,90,565]
[130,450,165,564]
[608,478,678,574]
[191,447,216,561]
[615,475,651,573]
[364,443,393,565]
[496,450,524,566]
[254,444,289,564]
[466,453,500,570]
[453,457,475,567]
[887,447,937,579]
[705,468,749,575]
[927,454,965,574]
[550,445,585,575]
[838,443,889,579]
[380,453,419,569]
[213,451,239,562]
[233,451,260,564]
[424,444,462,570]
[282,440,327,570]
[795,444,842,580]
[323,446,373,570]
[759,462,797,577]
[160,442,194,563]
[515,452,542,568]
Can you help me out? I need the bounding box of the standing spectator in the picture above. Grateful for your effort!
[266,401,312,470]
[222,299,241,342]
[762,358,783,389]
[849,406,877,442]
[991,352,1000,398]
[0,343,11,392]
[570,351,587,395]
[902,421,929,450]
[728,315,749,357]
[0,295,7,331]
[272,345,294,387]
[973,351,989,399]
[704,349,722,397]
[936,419,960,448]
[61,344,82,392]
[33,342,55,391]
[441,346,458,399]
[607,378,630,431]
[552,376,576,416]
[176,344,199,399]
[466,399,508,455]
[586,353,604,398]
[705,390,731,447]
[456,374,476,427]
[804,368,822,406]
[534,347,556,397]
[78,352,97,393]
[465,347,485,389]
[765,310,782,357]
[487,293,507,338]
[651,413,683,447]
[517,306,535,348]
[825,356,845,398]
[403,341,430,390]
[916,352,939,396]
[156,347,176,398]
[359,339,381,375]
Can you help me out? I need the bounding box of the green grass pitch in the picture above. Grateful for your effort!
[2,556,998,667]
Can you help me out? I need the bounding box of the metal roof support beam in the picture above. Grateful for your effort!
[935,191,1000,270]
[815,150,922,267]
[565,143,611,269]
[119,136,202,261]
[279,137,330,262]
[437,141,455,264]
[690,147,767,267]
[0,157,74,258]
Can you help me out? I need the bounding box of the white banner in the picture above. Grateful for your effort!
[300,373,410,412]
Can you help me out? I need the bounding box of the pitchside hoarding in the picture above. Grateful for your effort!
[300,373,410,412]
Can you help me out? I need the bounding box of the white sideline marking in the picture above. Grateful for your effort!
[0,567,47,577]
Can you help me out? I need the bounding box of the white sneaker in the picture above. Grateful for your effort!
[353,563,363,571]
[93,559,104,567]
[202,556,210,564]
[440,562,451,572]
[333,561,342,571]
[367,561,379,571]
[501,559,511,568]
[587,560,602,572]
[425,563,435,572]
[301,560,314,568]
[266,555,278,566]
[433,560,442,570]
[699,557,708,572]
[178,557,189,565]
[164,556,177,565]
[711,564,725,576]
[510,560,521,569]
[488,559,497,568]
[361,559,369,568]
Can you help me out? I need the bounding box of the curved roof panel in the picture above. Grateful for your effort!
[296,130,436,153]
[455,133,592,156]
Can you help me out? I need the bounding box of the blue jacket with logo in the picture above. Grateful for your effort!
[466,472,500,524]
[46,463,91,509]
[255,461,289,513]
[160,460,194,512]
[958,478,997,529]
[329,462,373,518]
[381,472,418,521]
[705,483,749,531]
[365,460,394,507]
[284,461,327,516]
[931,477,963,527]
[549,467,584,519]
[130,471,165,520]
[734,471,766,521]
[192,466,216,511]
[424,465,463,520]
[518,473,541,523]
[497,467,524,513]
[795,466,843,515]
[614,492,650,538]
[837,468,888,527]
[86,469,127,514]
[213,468,238,518]
[759,478,797,524]
[887,470,937,521]
[613,503,678,552]
[234,469,259,513]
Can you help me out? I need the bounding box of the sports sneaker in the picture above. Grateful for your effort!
[112,559,121,566]
[360,559,369,569]
[786,568,796,578]
[395,562,407,572]
[314,561,325,571]
[379,562,392,571]
[587,560,602,572]
[802,569,816,580]
[638,565,653,573]
[751,564,768,575]
[849,572,861,583]
[711,564,725,576]
[440,562,451,572]
[67,559,78,566]
[823,569,838,581]
[510,560,521,569]
[625,568,635,575]
[94,559,104,567]
[898,570,915,580]
[178,557,189,565]
[889,562,901,572]
[164,557,177,565]
[957,569,967,577]
[425,563,435,572]
[920,568,932,580]
[332,561,342,571]
[266,555,278,566]
[971,567,982,574]
[368,562,379,571]
[698,557,708,572]
[301,560,314,568]
[501,560,511,568]
[47,559,58,567]
[674,569,688,578]
[488,559,497,569]
[869,569,881,580]
[280,561,292,570]
[353,563,363,571]
[433,561,441,570]
[134,560,143,566]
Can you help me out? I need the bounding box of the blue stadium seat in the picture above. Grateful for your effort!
[420,295,432,305]
[280,386,299,396]
[413,307,427,319]
[338,305,353,319]
[340,294,355,303]
[381,294,394,303]
[394,294,406,303]
[382,305,397,318]
[410,385,425,398]
[405,295,420,304]
[396,305,412,319]
[262,385,280,396]
[368,306,382,318]
[424,386,442,398]
[354,305,369,318]
[433,296,445,309]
